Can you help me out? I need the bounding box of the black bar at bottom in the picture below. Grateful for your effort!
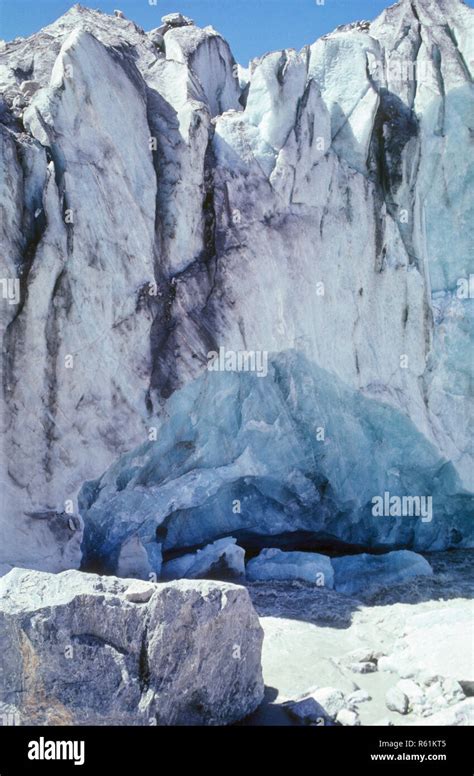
[0,725,471,773]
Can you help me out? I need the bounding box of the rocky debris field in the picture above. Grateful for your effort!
[241,550,473,726]
[0,550,470,727]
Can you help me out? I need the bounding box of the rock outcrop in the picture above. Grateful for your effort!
[0,568,264,725]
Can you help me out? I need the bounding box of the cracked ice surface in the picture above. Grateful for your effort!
[79,352,473,569]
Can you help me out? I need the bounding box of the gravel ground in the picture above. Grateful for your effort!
[239,550,473,726]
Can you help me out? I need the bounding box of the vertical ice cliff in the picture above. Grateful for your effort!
[0,1,472,572]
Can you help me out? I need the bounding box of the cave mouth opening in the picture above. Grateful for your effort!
[161,530,405,564]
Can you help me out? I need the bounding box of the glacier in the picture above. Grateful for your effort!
[246,548,335,586]
[79,351,472,572]
[331,549,433,595]
[0,0,473,573]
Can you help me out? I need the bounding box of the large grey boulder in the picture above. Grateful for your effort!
[0,569,264,725]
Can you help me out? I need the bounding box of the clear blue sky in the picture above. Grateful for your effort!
[1,0,403,64]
